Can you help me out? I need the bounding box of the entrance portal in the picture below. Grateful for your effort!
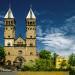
[13,56,25,69]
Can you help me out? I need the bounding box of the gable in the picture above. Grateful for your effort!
[15,37,25,44]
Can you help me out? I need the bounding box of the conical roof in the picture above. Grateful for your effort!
[26,8,36,19]
[4,8,14,18]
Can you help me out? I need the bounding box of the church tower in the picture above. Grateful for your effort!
[25,8,37,60]
[4,8,15,47]
[4,7,38,65]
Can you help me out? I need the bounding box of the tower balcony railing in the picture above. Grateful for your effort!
[14,44,26,47]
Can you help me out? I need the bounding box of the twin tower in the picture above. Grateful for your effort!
[4,7,38,65]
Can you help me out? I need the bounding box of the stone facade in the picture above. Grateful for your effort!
[4,8,38,65]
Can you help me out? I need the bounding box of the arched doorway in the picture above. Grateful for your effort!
[13,56,25,69]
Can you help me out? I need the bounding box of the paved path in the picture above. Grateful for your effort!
[0,72,17,75]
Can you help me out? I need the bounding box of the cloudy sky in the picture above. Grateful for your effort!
[0,0,75,56]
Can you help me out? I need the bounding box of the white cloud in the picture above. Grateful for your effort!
[36,26,46,37]
[34,11,46,16]
[61,16,75,33]
[37,32,73,49]
[0,20,4,28]
[37,15,75,56]
[0,15,4,18]
[37,26,75,56]
[0,21,4,24]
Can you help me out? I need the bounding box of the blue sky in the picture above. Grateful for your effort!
[0,0,75,56]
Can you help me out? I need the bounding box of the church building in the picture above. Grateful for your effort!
[4,7,38,65]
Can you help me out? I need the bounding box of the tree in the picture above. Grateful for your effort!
[21,50,53,71]
[0,45,5,65]
[21,61,35,71]
[39,50,51,59]
[34,50,53,71]
[68,53,75,67]
[34,59,53,71]
[52,53,58,67]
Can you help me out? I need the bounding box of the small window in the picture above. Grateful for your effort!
[30,36,32,38]
[11,21,12,24]
[18,50,22,54]
[8,43,10,46]
[28,28,29,30]
[30,52,33,55]
[6,21,8,24]
[8,36,10,38]
[30,43,33,46]
[8,52,10,55]
[6,28,7,30]
[30,22,32,24]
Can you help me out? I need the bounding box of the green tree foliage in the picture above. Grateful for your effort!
[52,53,58,67]
[39,50,51,59]
[21,50,53,71]
[21,61,35,71]
[34,50,53,71]
[34,59,53,71]
[68,53,75,66]
[0,45,5,65]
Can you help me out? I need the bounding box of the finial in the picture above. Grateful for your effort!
[30,5,32,18]
[9,0,11,9]
[30,4,32,9]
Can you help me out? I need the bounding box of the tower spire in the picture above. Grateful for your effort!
[4,6,14,18]
[30,4,32,9]
[26,6,36,19]
[4,0,14,19]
